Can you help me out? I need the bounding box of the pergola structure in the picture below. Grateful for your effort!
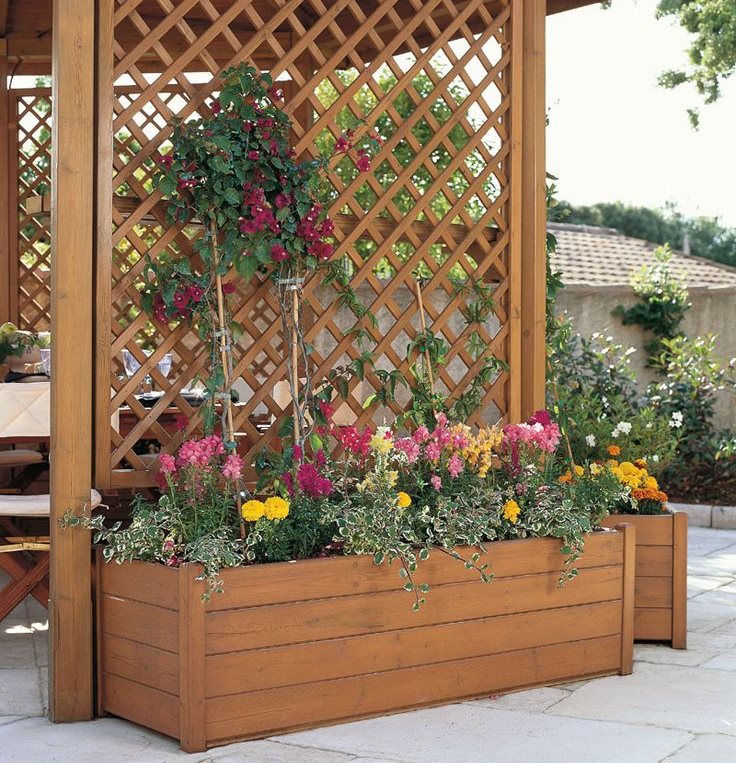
[1,0,597,727]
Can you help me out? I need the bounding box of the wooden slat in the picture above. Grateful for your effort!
[635,546,673,578]
[618,522,635,674]
[206,565,623,653]
[0,44,10,324]
[102,673,179,740]
[206,635,621,742]
[208,532,623,611]
[98,556,178,609]
[671,511,688,649]
[206,599,622,697]
[48,0,94,722]
[635,577,673,609]
[603,513,673,545]
[634,608,673,641]
[99,594,178,652]
[101,634,179,696]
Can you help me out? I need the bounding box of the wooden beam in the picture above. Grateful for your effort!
[0,1,9,37]
[0,40,10,323]
[49,0,94,722]
[519,0,546,420]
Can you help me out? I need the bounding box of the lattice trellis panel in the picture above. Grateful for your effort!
[14,89,53,331]
[98,0,520,488]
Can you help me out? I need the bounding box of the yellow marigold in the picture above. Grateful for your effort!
[644,475,659,490]
[397,491,412,508]
[590,463,603,476]
[242,499,266,522]
[503,499,521,523]
[574,464,585,477]
[369,433,393,454]
[264,496,289,520]
[607,445,621,457]
[620,461,639,476]
[634,458,648,470]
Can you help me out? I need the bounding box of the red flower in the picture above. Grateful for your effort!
[157,154,174,168]
[221,282,236,295]
[187,285,204,303]
[247,150,260,160]
[335,135,351,153]
[210,101,222,115]
[271,244,289,262]
[274,193,290,209]
[173,290,189,309]
[268,86,283,102]
[356,151,371,173]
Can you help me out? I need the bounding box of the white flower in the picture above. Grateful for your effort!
[585,434,596,447]
[652,454,660,463]
[612,421,632,438]
[670,411,684,429]
[646,422,653,430]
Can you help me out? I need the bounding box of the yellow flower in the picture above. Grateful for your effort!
[369,433,393,454]
[502,499,521,523]
[644,475,659,490]
[574,465,585,477]
[242,499,266,522]
[397,491,412,508]
[386,470,399,488]
[590,463,602,475]
[264,496,289,520]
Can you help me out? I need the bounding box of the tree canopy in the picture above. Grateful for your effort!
[656,0,736,127]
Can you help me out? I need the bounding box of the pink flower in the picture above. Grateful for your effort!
[413,426,430,444]
[157,153,174,168]
[431,475,442,491]
[221,282,236,295]
[297,462,333,497]
[425,441,441,462]
[448,454,464,478]
[395,437,420,463]
[274,193,290,209]
[336,425,372,458]
[293,444,303,462]
[271,244,289,262]
[268,86,283,102]
[318,400,334,421]
[210,101,222,115]
[159,453,177,474]
[528,410,552,427]
[221,453,243,481]
[187,285,204,303]
[247,150,260,160]
[356,152,371,172]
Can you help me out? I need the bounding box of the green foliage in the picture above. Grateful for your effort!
[613,245,691,360]
[246,498,337,563]
[557,200,736,268]
[656,0,736,127]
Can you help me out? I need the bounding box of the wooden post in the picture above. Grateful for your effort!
[0,41,10,324]
[507,0,524,423]
[49,0,95,722]
[179,566,206,752]
[617,523,636,675]
[520,0,547,419]
[671,511,688,649]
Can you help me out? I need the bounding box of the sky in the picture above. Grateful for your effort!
[546,0,736,225]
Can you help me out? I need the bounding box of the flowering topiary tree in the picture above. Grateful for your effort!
[142,64,376,445]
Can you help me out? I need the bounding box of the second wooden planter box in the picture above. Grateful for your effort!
[96,527,635,752]
[602,511,687,648]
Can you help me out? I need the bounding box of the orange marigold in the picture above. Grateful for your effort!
[632,488,668,503]
[607,445,621,457]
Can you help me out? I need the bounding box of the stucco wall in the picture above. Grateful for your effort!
[556,286,736,429]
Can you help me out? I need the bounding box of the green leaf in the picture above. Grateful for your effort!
[223,187,241,205]
[235,255,258,281]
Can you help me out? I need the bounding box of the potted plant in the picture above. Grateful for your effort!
[599,452,687,648]
[71,410,637,751]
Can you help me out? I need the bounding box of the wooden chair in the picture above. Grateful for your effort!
[0,490,102,621]
[0,382,50,490]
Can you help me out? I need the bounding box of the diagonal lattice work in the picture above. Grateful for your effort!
[14,90,53,332]
[98,0,519,488]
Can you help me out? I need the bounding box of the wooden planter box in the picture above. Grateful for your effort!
[96,527,635,752]
[602,511,687,648]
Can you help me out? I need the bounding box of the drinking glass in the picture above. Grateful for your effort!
[40,348,51,376]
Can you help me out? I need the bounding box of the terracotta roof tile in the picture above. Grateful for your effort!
[549,223,736,291]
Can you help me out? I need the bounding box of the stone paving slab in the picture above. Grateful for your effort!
[0,526,734,763]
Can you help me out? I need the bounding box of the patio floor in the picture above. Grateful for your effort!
[1,525,735,763]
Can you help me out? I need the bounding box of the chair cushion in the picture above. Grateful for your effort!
[0,490,102,517]
[0,449,45,466]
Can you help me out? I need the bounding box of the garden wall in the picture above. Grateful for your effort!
[556,285,736,429]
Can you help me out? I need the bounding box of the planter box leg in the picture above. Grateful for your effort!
[617,523,636,675]
[672,512,688,649]
[179,569,206,752]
